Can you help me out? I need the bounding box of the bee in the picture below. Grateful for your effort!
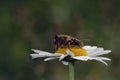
[53,34,83,51]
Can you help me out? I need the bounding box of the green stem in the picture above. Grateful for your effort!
[69,61,75,80]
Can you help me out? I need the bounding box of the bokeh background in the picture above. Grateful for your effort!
[0,0,120,80]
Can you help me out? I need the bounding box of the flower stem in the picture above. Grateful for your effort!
[69,61,75,80]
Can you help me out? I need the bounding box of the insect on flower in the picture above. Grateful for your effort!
[53,34,83,50]
[30,34,111,66]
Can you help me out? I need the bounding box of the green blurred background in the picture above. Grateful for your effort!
[0,0,120,80]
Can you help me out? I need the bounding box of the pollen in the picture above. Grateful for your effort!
[55,48,87,56]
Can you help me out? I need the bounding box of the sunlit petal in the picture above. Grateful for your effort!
[83,46,111,57]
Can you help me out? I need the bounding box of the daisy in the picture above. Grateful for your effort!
[30,45,111,66]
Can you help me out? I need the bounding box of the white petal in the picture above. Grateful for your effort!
[62,61,68,65]
[88,50,111,57]
[73,56,110,66]
[93,59,108,66]
[94,57,111,61]
[44,57,59,61]
[30,54,44,59]
[66,49,74,57]
[83,46,97,50]
[73,56,92,61]
[31,49,53,55]
[59,54,66,61]
[83,46,111,57]
[30,49,61,59]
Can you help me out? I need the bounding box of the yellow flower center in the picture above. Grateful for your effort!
[55,48,87,56]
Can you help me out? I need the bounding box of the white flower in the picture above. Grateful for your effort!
[30,45,111,66]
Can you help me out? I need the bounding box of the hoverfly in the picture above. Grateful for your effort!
[53,34,83,51]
